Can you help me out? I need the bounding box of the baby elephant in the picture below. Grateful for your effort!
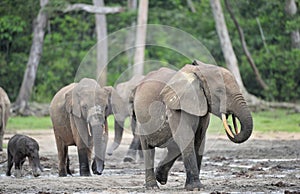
[6,134,43,177]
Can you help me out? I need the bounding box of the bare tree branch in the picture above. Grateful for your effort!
[187,0,196,13]
[64,3,123,14]
[224,0,268,90]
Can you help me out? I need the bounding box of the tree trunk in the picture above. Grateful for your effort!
[285,0,300,49]
[13,0,49,115]
[133,0,148,76]
[224,0,268,90]
[93,0,108,87]
[210,0,246,93]
[126,0,137,70]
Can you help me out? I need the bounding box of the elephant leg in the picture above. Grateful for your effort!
[55,135,68,177]
[156,141,181,185]
[140,136,158,189]
[168,110,201,191]
[0,127,4,151]
[14,156,23,178]
[195,114,209,174]
[77,147,91,176]
[6,152,13,176]
[66,156,72,175]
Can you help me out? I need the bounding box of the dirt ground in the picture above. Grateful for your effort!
[0,129,299,194]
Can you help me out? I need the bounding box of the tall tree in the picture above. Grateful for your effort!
[133,0,149,76]
[93,0,108,86]
[224,0,268,90]
[13,0,49,115]
[210,0,246,93]
[285,0,300,49]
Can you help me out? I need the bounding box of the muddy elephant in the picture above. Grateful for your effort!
[6,134,43,177]
[50,78,109,176]
[133,60,253,190]
[105,75,144,162]
[0,87,10,152]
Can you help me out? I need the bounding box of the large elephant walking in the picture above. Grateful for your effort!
[133,60,253,190]
[50,78,109,176]
[0,87,10,152]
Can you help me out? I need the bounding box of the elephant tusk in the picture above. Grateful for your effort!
[87,124,92,136]
[222,113,234,138]
[232,114,239,135]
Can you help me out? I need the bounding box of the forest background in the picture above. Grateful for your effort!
[0,0,299,105]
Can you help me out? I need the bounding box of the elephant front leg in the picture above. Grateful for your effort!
[78,147,91,176]
[169,111,201,191]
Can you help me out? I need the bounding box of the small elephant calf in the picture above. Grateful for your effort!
[6,134,43,177]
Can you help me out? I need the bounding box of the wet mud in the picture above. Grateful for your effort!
[0,130,299,193]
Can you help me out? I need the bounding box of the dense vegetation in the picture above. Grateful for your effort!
[0,0,299,103]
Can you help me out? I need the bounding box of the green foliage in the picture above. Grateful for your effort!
[0,0,299,103]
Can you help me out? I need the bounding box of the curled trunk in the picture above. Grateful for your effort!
[223,99,253,144]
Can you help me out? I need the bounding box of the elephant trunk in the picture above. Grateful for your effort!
[107,119,124,155]
[91,122,108,175]
[222,97,253,144]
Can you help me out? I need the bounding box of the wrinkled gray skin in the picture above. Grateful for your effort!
[105,75,144,162]
[0,87,10,152]
[50,78,109,176]
[6,134,43,178]
[134,61,253,190]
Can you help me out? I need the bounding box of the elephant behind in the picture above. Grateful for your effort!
[0,87,10,152]
[50,78,109,176]
[133,60,253,190]
[105,75,144,162]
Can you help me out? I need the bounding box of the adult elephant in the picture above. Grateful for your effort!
[133,60,253,190]
[105,75,144,162]
[0,87,10,152]
[50,78,109,176]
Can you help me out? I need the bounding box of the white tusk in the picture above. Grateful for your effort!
[232,114,239,134]
[87,124,92,136]
[222,113,234,138]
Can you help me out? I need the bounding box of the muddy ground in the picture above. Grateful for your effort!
[0,130,299,194]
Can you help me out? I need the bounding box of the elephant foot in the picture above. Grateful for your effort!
[123,156,135,163]
[80,171,91,176]
[145,180,159,190]
[33,172,40,177]
[15,169,22,178]
[184,180,202,191]
[155,168,168,185]
[58,169,67,177]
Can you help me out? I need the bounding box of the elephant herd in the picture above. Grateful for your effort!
[0,60,253,191]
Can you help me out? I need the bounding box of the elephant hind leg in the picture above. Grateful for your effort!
[156,142,181,185]
[66,156,72,175]
[6,152,13,176]
[55,135,69,177]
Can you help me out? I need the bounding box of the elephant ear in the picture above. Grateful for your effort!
[161,66,208,116]
[65,89,81,118]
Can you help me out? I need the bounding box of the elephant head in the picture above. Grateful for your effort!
[161,60,253,143]
[65,78,109,175]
